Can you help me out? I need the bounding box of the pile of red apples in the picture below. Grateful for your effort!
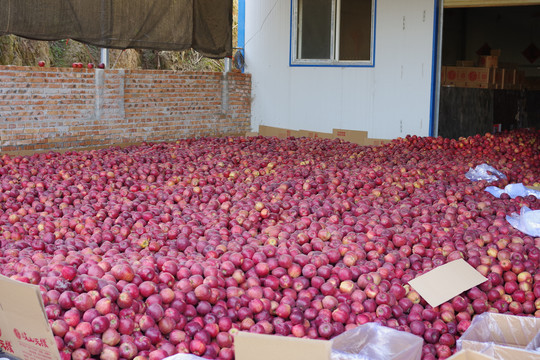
[0,129,538,360]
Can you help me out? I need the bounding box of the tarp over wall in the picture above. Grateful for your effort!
[0,0,232,58]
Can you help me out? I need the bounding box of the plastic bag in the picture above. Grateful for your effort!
[163,354,205,360]
[465,164,506,182]
[456,313,540,358]
[0,353,20,360]
[485,183,540,199]
[330,322,423,360]
[506,206,540,237]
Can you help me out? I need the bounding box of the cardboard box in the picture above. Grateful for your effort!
[464,68,492,89]
[457,313,540,360]
[457,60,475,67]
[366,138,392,146]
[0,275,60,360]
[494,68,509,89]
[478,55,498,68]
[408,259,487,307]
[235,322,424,360]
[441,66,447,84]
[258,125,300,139]
[504,69,517,90]
[447,349,495,360]
[490,49,502,56]
[478,344,540,360]
[494,68,503,89]
[297,130,335,140]
[245,131,259,137]
[445,66,464,86]
[332,129,368,145]
[457,67,476,86]
[235,332,331,360]
[515,71,525,89]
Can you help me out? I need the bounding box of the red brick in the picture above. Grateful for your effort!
[0,65,251,152]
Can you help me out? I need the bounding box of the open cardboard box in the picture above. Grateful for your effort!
[0,275,60,360]
[456,313,540,360]
[235,322,423,360]
[447,349,496,360]
[526,185,540,192]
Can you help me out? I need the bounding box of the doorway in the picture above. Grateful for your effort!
[437,2,540,138]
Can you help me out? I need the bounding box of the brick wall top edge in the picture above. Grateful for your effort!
[228,72,252,79]
[0,65,252,79]
[125,70,224,76]
[0,65,93,73]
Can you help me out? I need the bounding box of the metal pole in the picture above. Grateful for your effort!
[224,57,232,73]
[100,48,109,68]
[433,0,444,137]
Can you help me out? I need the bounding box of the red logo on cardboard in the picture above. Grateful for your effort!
[468,72,478,81]
[447,70,456,80]
[13,328,20,339]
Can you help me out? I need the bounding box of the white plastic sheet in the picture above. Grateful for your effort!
[456,313,540,358]
[506,206,540,237]
[330,322,423,360]
[465,164,506,182]
[163,354,205,360]
[485,183,540,199]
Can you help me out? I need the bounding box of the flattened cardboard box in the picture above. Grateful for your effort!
[297,130,335,140]
[258,125,300,139]
[0,275,60,360]
[366,138,392,146]
[235,331,331,360]
[408,258,487,308]
[332,129,368,145]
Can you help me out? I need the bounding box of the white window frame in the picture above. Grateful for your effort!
[291,0,376,67]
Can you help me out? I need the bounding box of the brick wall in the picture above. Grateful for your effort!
[0,66,251,153]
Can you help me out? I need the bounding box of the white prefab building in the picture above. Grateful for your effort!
[239,0,540,140]
[242,0,439,139]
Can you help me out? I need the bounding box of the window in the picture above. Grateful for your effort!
[292,0,375,66]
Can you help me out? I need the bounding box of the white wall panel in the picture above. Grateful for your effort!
[245,0,436,139]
